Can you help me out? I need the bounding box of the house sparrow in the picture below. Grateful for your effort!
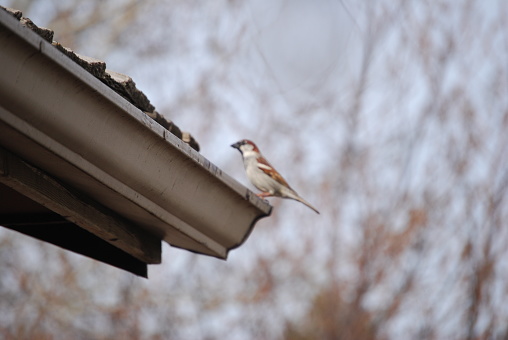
[231,139,319,214]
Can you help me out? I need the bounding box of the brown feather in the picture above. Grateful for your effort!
[256,156,291,188]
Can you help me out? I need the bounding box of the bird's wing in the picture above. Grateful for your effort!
[256,157,291,188]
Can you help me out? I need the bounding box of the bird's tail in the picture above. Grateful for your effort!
[283,192,319,214]
[279,187,320,214]
[294,196,320,214]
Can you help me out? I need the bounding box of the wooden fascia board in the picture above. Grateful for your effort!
[0,147,161,266]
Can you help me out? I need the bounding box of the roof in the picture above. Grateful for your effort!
[0,6,272,277]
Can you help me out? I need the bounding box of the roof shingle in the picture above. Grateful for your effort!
[1,6,199,151]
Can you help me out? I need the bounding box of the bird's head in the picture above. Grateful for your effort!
[231,139,260,154]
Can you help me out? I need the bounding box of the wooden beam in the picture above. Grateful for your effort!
[0,147,161,265]
[2,212,149,277]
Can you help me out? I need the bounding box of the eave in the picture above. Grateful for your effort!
[0,9,271,270]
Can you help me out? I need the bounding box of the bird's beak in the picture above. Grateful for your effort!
[231,141,241,149]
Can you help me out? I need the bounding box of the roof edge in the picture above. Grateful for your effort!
[0,9,272,259]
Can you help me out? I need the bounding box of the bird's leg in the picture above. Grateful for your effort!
[256,192,273,198]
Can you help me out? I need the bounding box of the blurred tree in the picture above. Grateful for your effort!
[2,0,508,339]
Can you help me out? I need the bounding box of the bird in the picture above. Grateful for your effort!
[231,139,320,214]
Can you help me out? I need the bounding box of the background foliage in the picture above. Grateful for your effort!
[2,0,508,339]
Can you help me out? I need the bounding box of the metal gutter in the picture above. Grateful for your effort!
[0,9,271,259]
